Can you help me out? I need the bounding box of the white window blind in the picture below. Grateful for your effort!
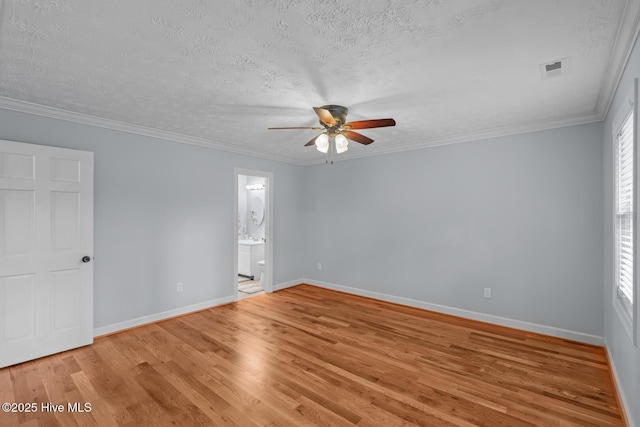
[615,111,635,310]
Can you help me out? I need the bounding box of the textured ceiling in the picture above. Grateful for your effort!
[0,0,637,164]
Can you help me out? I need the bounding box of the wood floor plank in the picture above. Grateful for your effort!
[0,368,18,427]
[0,284,625,426]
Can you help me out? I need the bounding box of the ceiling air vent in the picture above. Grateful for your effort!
[540,57,569,80]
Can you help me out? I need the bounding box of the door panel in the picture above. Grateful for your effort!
[50,157,80,182]
[52,269,81,331]
[1,190,35,255]
[51,191,79,250]
[0,140,93,368]
[0,152,34,179]
[2,275,36,341]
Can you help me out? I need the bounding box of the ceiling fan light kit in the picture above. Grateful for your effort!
[335,134,348,154]
[315,133,329,153]
[268,104,396,163]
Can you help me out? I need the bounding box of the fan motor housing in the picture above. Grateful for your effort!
[320,105,348,126]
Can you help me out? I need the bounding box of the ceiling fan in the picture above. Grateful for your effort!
[268,105,396,159]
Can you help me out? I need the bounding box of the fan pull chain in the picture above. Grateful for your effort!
[325,139,332,164]
[329,139,335,164]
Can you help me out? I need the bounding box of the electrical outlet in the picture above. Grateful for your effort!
[317,262,322,270]
[177,282,183,293]
[483,287,491,299]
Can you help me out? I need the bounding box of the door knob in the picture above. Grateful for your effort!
[81,256,92,263]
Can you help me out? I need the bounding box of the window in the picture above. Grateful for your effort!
[614,98,636,343]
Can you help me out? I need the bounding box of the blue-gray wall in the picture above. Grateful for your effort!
[304,123,605,338]
[603,31,640,427]
[0,110,306,329]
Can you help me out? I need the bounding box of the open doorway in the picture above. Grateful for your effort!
[234,169,273,301]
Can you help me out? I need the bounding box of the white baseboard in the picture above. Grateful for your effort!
[93,279,303,337]
[303,279,605,346]
[605,344,636,427]
[93,296,234,337]
[272,279,303,292]
[93,279,605,346]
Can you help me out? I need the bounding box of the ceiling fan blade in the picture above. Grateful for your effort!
[313,107,336,126]
[304,134,323,147]
[343,118,396,130]
[343,130,374,145]
[267,126,324,130]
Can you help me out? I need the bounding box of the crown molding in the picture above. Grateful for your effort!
[0,95,603,167]
[0,96,303,165]
[0,96,605,167]
[300,111,603,165]
[596,0,640,119]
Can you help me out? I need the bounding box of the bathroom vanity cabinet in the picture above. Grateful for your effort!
[238,240,264,279]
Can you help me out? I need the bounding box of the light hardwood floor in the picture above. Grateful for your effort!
[0,284,624,426]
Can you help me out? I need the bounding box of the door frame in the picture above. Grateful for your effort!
[233,168,273,301]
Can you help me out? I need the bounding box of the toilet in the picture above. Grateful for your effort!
[257,260,265,286]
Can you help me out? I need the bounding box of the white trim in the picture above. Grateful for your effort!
[0,98,601,167]
[612,94,635,134]
[0,96,301,165]
[611,78,638,346]
[606,345,636,427]
[299,112,603,165]
[93,296,234,337]
[303,279,605,345]
[614,295,635,342]
[273,279,304,292]
[233,169,274,302]
[635,77,639,347]
[597,0,640,119]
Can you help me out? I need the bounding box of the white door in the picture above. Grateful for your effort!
[0,140,93,368]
